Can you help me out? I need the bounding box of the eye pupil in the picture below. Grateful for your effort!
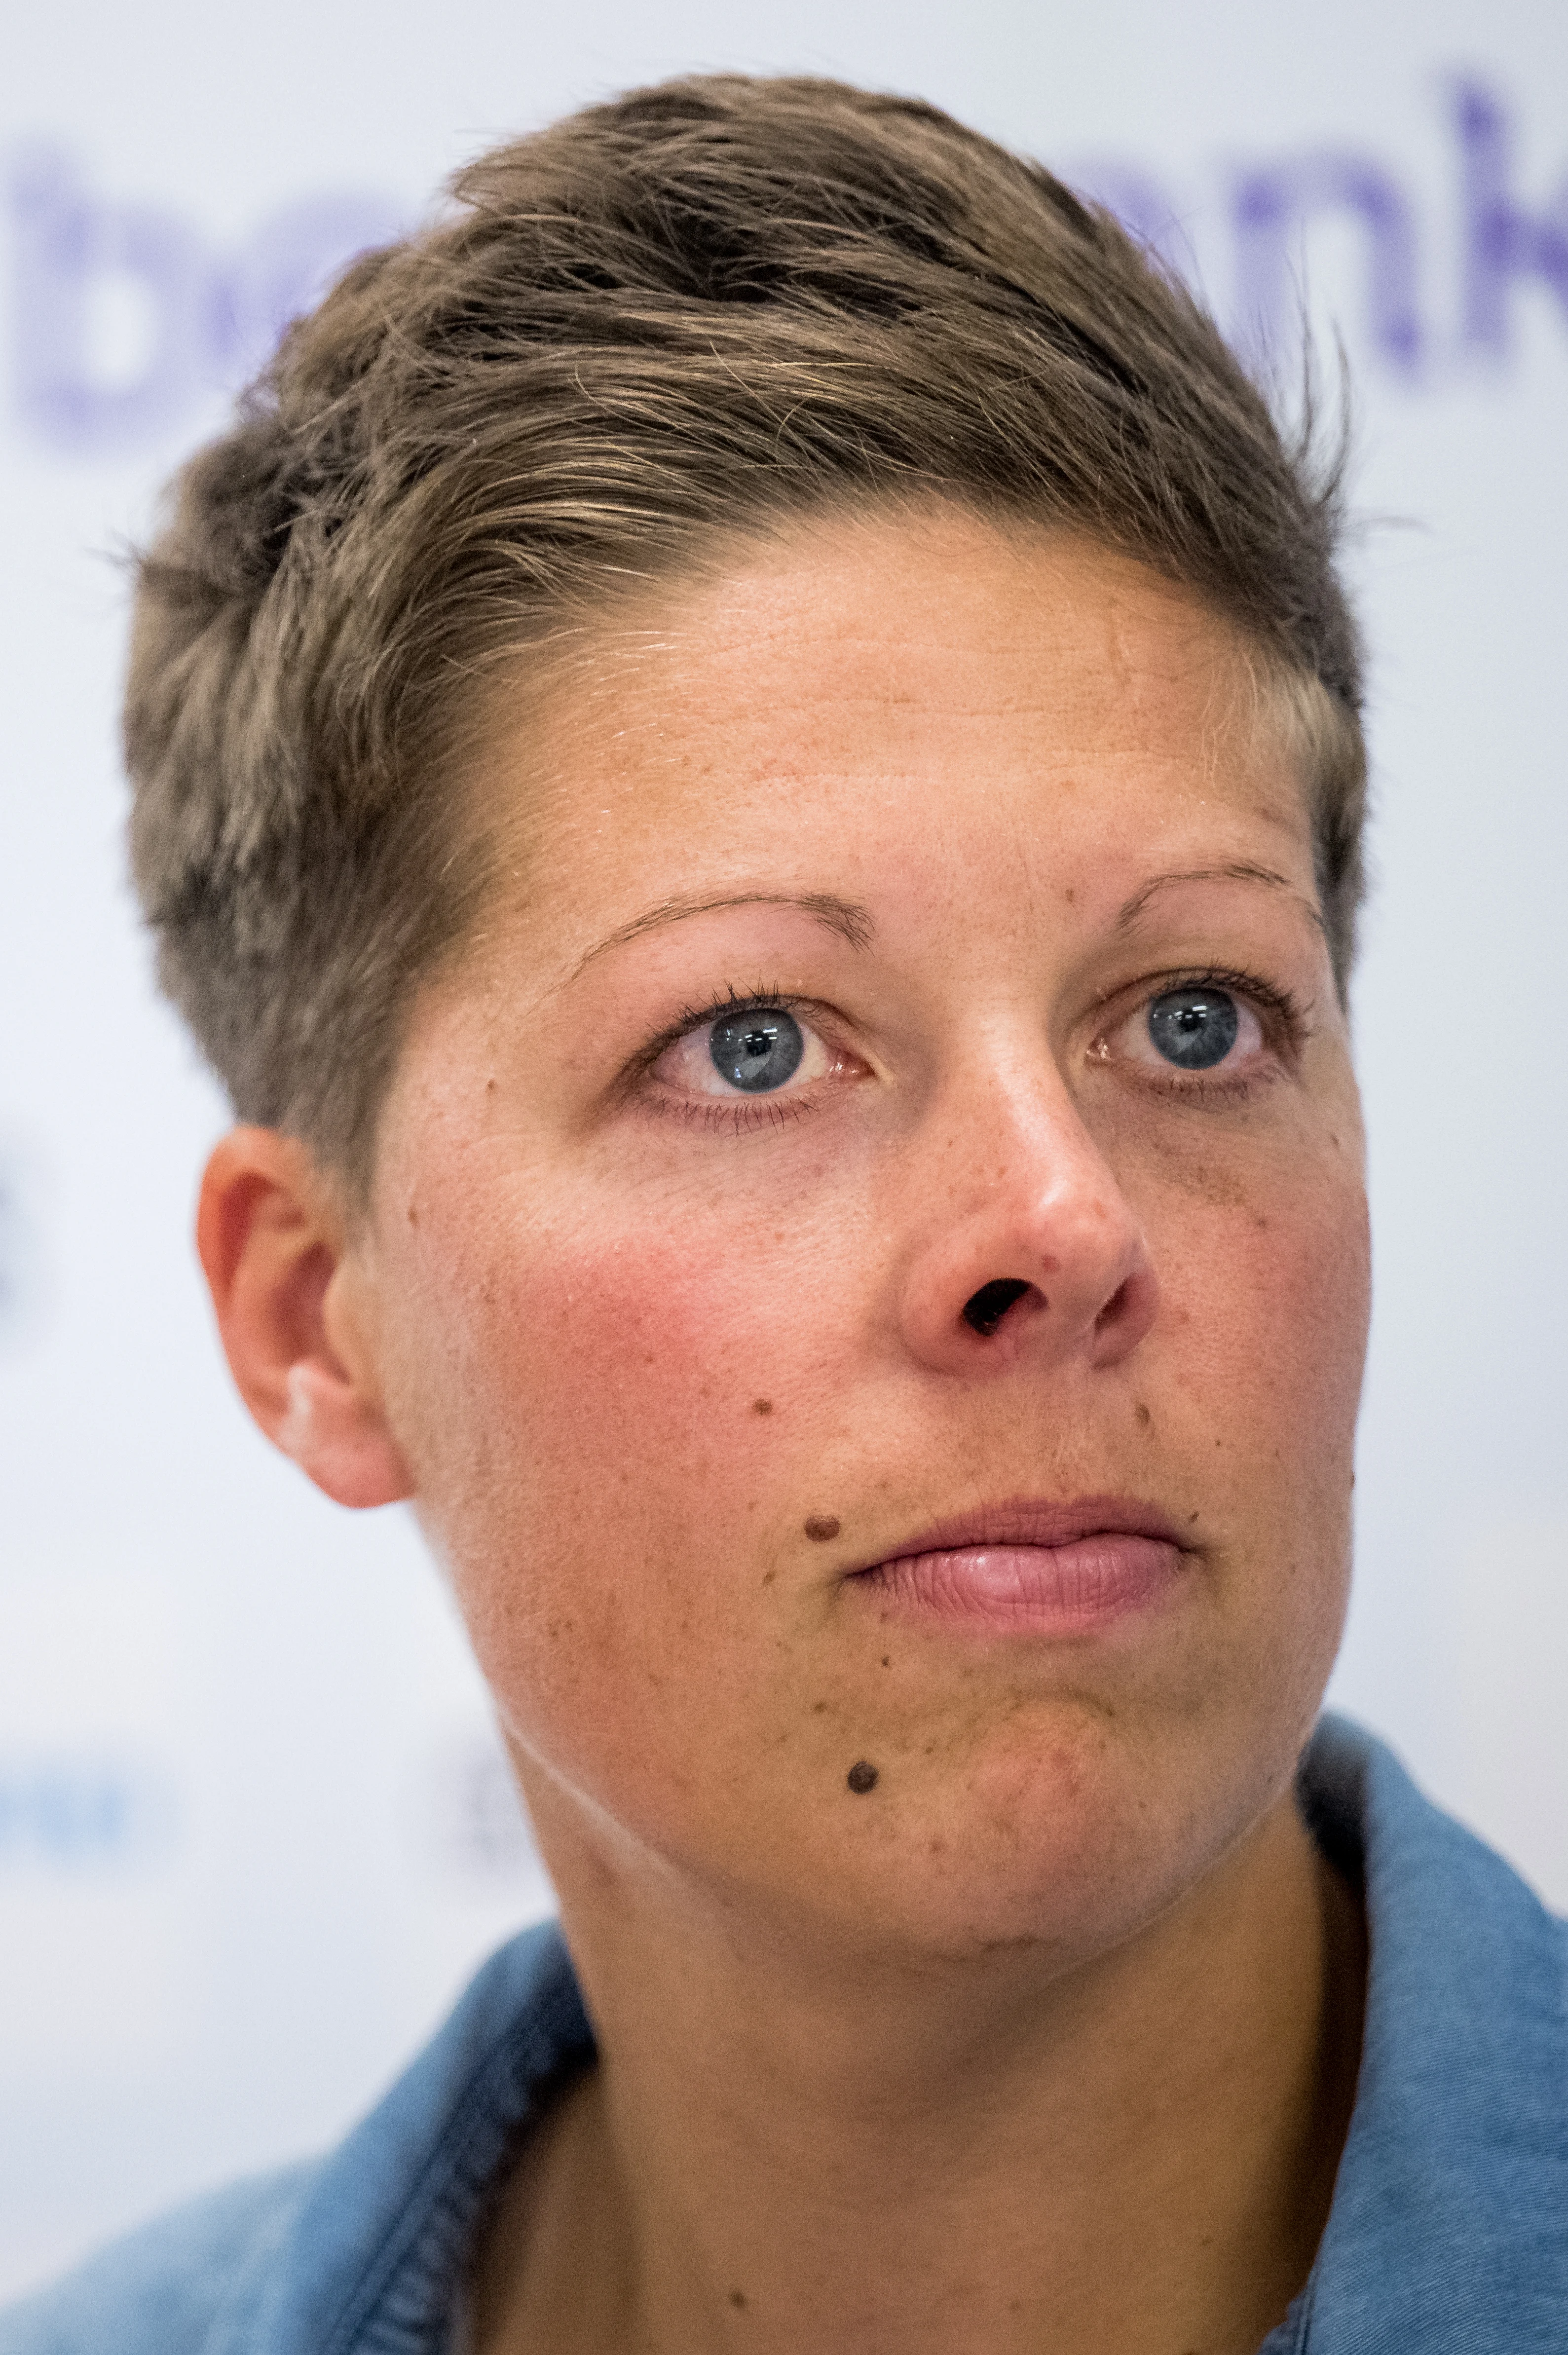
[709,1009,805,1093]
[1148,987,1240,1071]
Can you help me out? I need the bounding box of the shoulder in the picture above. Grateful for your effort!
[0,2166,316,2355]
[1300,1717,1568,2351]
[1305,1712,1568,2079]
[0,1920,591,2355]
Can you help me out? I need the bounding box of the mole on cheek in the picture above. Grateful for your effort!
[752,1399,774,1416]
[804,1515,840,1542]
[1135,1403,1152,1430]
[847,1760,880,1794]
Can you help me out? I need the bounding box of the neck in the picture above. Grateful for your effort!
[471,1785,1365,2355]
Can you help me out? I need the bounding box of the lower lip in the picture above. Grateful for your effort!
[852,1536,1184,1633]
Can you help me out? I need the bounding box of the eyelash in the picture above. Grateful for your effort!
[1122,963,1303,1038]
[635,981,802,1072]
[1165,964,1303,1030]
[628,981,831,1133]
[630,964,1307,1125]
[1095,964,1308,1103]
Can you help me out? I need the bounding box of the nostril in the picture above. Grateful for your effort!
[962,1277,1034,1337]
[1095,1277,1133,1332]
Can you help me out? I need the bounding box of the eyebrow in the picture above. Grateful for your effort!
[1115,862,1327,937]
[571,890,876,975]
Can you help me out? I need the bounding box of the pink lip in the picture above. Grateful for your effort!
[845,1497,1189,1633]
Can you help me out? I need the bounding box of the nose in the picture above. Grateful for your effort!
[896,1063,1157,1377]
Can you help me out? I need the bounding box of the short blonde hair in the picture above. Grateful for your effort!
[126,74,1366,1185]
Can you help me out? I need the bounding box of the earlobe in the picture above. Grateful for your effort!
[274,1349,415,1510]
[197,1127,415,1510]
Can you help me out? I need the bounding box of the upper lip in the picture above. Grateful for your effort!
[843,1495,1187,1575]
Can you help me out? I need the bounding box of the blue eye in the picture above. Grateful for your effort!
[1147,986,1240,1070]
[709,1009,805,1093]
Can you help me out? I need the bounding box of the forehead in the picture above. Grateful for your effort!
[488,510,1314,933]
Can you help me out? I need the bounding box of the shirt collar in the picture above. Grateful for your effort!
[1285,1715,1568,2352]
[261,1717,1568,2354]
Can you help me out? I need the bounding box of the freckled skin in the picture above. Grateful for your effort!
[258,513,1374,2355]
[366,517,1368,1979]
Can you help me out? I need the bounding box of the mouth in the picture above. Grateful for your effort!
[842,1496,1190,1634]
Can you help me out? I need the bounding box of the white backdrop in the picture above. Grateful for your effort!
[3,0,1565,2300]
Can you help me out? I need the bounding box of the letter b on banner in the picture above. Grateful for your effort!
[10,150,212,450]
[9,151,404,455]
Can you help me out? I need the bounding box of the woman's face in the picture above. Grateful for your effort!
[359,511,1369,1965]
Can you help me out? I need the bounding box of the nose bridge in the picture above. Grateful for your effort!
[896,1021,1155,1371]
[937,1026,1116,1239]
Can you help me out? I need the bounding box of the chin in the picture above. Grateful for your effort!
[763,1693,1291,1972]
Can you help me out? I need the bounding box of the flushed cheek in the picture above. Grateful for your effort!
[392,1178,848,1770]
[521,1200,839,1461]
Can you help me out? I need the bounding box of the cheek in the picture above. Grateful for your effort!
[1217,1153,1370,1453]
[382,1163,846,1766]
[1142,1122,1370,1634]
[404,1179,796,1442]
[1132,1081,1370,1424]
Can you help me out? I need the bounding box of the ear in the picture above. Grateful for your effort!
[196,1127,414,1509]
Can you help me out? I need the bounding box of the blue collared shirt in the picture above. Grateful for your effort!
[4,1718,1565,2353]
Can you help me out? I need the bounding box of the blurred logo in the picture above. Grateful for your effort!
[5,151,405,452]
[1077,77,1568,376]
[0,1753,178,1870]
[0,80,1563,451]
